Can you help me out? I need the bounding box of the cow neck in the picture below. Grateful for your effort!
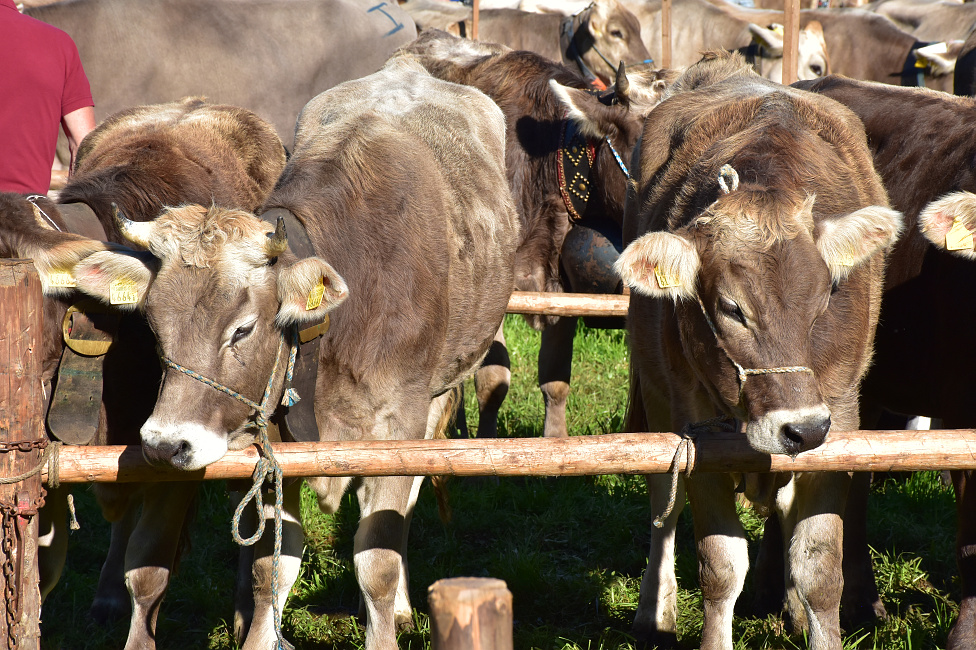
[693,294,814,405]
[258,208,326,443]
[901,41,934,87]
[735,43,769,76]
[27,195,108,241]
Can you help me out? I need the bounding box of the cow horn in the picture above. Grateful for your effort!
[718,164,739,194]
[113,203,154,247]
[266,216,288,258]
[615,61,630,105]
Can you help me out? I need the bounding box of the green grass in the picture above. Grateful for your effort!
[39,315,958,649]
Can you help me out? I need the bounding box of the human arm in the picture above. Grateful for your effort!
[61,105,96,174]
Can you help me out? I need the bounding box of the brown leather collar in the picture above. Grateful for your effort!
[557,118,597,223]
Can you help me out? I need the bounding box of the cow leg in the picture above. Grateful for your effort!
[948,469,976,650]
[538,315,577,438]
[90,484,141,624]
[687,473,749,650]
[232,488,256,643]
[778,472,849,650]
[840,471,885,628]
[353,474,418,650]
[473,323,510,438]
[240,479,304,650]
[632,472,684,649]
[37,485,69,603]
[122,481,199,650]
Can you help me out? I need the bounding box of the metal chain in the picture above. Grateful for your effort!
[0,440,48,454]
[1,507,16,650]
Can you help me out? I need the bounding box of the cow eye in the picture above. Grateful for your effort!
[811,64,824,77]
[610,29,624,39]
[720,297,747,326]
[231,323,254,346]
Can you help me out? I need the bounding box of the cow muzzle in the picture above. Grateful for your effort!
[747,405,831,457]
[141,421,229,471]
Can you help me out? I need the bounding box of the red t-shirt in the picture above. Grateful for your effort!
[0,0,94,194]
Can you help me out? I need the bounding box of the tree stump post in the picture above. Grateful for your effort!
[429,577,512,650]
[0,260,45,650]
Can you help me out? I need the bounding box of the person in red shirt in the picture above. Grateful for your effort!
[0,0,95,195]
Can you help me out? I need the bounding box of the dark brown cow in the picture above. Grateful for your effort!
[42,97,286,649]
[793,74,976,650]
[402,0,653,88]
[397,29,672,439]
[64,58,520,650]
[26,0,417,149]
[608,52,902,649]
[954,27,976,96]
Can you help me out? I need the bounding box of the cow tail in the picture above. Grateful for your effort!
[430,386,462,525]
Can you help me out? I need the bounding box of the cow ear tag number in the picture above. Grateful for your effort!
[48,269,77,288]
[306,278,326,311]
[110,278,140,305]
[654,266,681,289]
[946,217,974,252]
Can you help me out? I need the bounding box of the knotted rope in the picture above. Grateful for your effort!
[161,329,300,650]
[652,417,739,528]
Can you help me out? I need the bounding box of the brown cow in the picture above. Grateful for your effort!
[870,0,976,41]
[64,58,520,650]
[397,29,673,439]
[623,0,831,82]
[603,52,902,649]
[792,74,976,650]
[402,0,653,88]
[42,97,286,648]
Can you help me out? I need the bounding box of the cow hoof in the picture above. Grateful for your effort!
[89,597,130,626]
[632,626,679,650]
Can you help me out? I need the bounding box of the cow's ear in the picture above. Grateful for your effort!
[915,41,958,77]
[918,191,976,259]
[614,231,699,300]
[816,204,904,282]
[26,237,114,297]
[748,23,785,57]
[70,250,158,310]
[549,79,621,139]
[276,257,349,326]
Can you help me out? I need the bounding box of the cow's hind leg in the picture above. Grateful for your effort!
[473,323,510,438]
[538,315,577,438]
[90,483,141,624]
[122,481,199,650]
[240,478,304,650]
[779,472,849,650]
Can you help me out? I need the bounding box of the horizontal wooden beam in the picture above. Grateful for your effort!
[506,291,629,317]
[43,429,976,484]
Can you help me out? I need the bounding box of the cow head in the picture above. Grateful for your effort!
[748,21,829,83]
[919,190,976,259]
[68,204,348,470]
[616,166,902,455]
[573,0,653,87]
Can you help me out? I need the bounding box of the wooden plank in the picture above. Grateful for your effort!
[40,429,976,484]
[662,0,673,68]
[0,260,44,649]
[782,0,801,85]
[506,291,629,317]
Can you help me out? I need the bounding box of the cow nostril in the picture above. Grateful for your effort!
[174,440,191,460]
[782,417,831,455]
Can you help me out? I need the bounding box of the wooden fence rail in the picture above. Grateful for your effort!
[40,429,976,484]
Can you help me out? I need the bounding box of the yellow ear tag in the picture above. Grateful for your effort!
[47,270,77,288]
[110,278,139,305]
[306,278,325,311]
[653,266,681,289]
[946,217,975,252]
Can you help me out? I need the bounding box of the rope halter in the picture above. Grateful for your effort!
[159,328,300,650]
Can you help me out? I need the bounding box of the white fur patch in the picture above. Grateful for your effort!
[614,231,700,300]
[918,191,976,259]
[140,419,228,471]
[816,205,903,282]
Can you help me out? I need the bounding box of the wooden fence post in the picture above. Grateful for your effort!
[429,577,512,650]
[0,260,45,650]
